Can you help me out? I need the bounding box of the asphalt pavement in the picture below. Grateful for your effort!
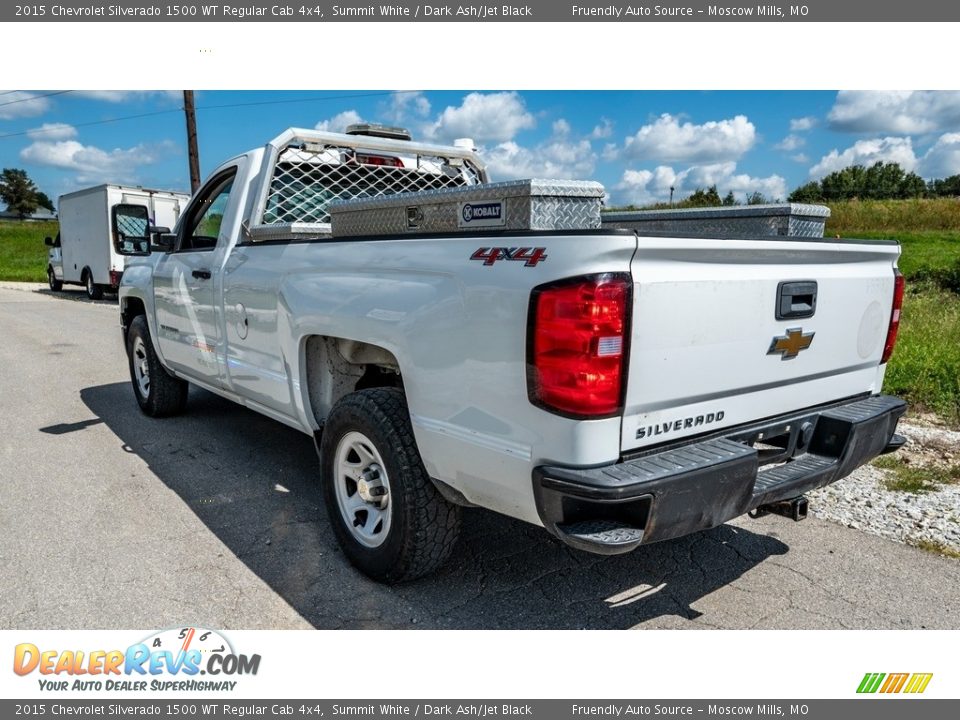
[2,282,959,630]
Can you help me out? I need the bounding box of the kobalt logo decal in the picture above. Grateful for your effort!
[462,202,501,222]
[458,200,506,228]
[470,247,548,267]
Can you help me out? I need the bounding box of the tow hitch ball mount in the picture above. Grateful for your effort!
[750,496,809,522]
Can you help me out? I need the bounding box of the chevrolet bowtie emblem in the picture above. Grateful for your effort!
[768,328,815,360]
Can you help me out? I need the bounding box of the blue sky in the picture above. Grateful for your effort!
[2,90,959,206]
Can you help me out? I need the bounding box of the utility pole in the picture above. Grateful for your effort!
[183,91,201,193]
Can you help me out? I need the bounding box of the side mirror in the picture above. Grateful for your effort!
[44,236,54,247]
[152,233,176,252]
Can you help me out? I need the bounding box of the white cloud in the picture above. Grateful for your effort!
[26,123,77,141]
[616,162,785,206]
[314,110,363,133]
[775,134,805,152]
[424,92,535,144]
[616,166,679,206]
[809,137,918,178]
[20,138,172,184]
[383,91,431,123]
[482,119,596,181]
[622,113,756,163]
[828,91,960,134]
[684,162,786,200]
[918,133,960,178]
[0,91,53,120]
[790,116,817,132]
[590,118,614,139]
[807,132,960,179]
[791,153,810,164]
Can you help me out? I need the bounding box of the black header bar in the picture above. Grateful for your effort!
[6,1,960,22]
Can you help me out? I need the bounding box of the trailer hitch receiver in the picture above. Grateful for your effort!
[750,496,809,522]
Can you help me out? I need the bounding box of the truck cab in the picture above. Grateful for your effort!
[44,232,63,291]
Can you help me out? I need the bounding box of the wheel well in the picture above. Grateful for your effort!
[304,336,402,427]
[121,297,146,336]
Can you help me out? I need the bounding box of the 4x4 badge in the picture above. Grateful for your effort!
[470,247,548,267]
[768,328,815,359]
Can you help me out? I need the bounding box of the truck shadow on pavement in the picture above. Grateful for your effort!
[37,287,118,305]
[81,382,789,630]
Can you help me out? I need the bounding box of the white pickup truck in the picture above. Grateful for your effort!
[119,125,907,582]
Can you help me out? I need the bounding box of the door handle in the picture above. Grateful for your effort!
[192,269,212,280]
[776,280,817,320]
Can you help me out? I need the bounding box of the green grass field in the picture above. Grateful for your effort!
[826,197,960,234]
[824,200,960,421]
[0,220,58,282]
[884,285,960,421]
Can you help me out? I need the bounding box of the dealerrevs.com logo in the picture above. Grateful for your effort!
[13,627,261,692]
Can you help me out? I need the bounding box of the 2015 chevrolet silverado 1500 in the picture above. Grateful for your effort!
[119,124,907,582]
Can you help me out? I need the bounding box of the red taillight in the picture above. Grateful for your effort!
[528,273,631,418]
[355,153,404,167]
[881,270,905,364]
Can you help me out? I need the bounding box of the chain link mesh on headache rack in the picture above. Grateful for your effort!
[262,143,484,225]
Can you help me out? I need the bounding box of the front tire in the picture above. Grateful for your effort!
[320,388,462,583]
[126,315,188,417]
[47,267,62,292]
[84,269,103,300]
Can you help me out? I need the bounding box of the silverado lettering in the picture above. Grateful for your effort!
[636,411,726,440]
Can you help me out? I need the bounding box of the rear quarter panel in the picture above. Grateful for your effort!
[269,231,637,524]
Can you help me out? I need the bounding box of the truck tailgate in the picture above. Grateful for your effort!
[622,236,900,452]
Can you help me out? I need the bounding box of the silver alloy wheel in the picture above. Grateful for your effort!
[48,268,55,290]
[333,430,392,548]
[86,274,94,296]
[132,337,151,398]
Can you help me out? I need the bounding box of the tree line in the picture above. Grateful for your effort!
[0,168,55,219]
[789,162,960,203]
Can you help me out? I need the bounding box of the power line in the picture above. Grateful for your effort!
[0,90,422,141]
[0,90,72,108]
[0,109,181,140]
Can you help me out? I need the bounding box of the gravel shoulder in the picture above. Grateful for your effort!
[809,419,960,557]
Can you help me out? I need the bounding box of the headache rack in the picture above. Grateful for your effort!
[245,128,488,241]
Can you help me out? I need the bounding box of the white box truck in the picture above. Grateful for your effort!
[50,184,190,299]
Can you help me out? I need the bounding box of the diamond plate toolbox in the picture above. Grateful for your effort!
[328,179,605,237]
[601,203,830,238]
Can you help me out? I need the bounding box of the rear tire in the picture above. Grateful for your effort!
[126,315,188,417]
[47,267,62,292]
[84,269,103,300]
[320,387,461,583]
